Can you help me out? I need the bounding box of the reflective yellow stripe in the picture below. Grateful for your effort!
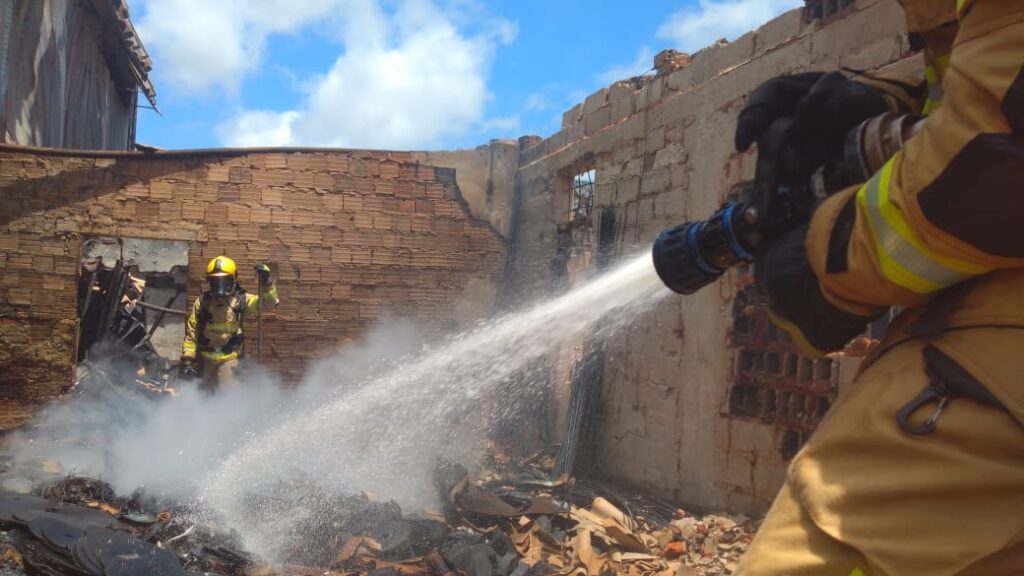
[206,321,240,334]
[182,341,196,353]
[765,309,825,359]
[922,55,950,116]
[200,350,240,362]
[957,0,968,16]
[857,158,991,294]
[923,64,942,115]
[850,569,866,576]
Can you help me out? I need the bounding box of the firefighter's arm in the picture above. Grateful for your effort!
[806,1,1024,314]
[181,296,202,360]
[245,283,279,315]
[245,263,279,315]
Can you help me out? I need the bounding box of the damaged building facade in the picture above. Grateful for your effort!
[1,0,918,515]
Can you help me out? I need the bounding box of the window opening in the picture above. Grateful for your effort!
[77,237,188,387]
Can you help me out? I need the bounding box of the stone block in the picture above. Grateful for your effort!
[753,7,805,55]
[561,103,583,129]
[583,88,609,115]
[585,106,606,136]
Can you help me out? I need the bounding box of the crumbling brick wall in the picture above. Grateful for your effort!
[507,0,915,514]
[0,147,506,425]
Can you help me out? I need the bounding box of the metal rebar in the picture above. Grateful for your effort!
[135,299,188,317]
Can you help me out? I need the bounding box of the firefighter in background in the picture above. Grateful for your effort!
[179,256,279,391]
[730,0,1024,574]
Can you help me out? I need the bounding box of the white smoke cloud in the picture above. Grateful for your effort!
[5,253,669,564]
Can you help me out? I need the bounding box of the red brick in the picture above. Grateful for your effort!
[238,185,261,205]
[264,153,288,169]
[150,181,173,200]
[137,202,160,221]
[250,206,271,224]
[286,155,310,171]
[172,183,196,201]
[330,247,352,263]
[415,200,434,214]
[229,166,252,183]
[262,188,283,207]
[352,213,374,230]
[309,247,331,263]
[211,225,238,241]
[380,161,400,179]
[311,212,334,226]
[205,203,229,222]
[193,183,219,202]
[271,209,292,224]
[288,246,311,262]
[207,164,231,182]
[277,228,302,245]
[300,228,323,244]
[160,202,183,221]
[236,224,260,242]
[313,173,335,189]
[217,185,240,202]
[225,204,249,224]
[342,196,364,211]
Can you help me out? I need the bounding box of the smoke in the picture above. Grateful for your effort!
[3,319,431,502]
[3,253,669,564]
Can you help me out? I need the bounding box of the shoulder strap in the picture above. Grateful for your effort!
[196,292,211,347]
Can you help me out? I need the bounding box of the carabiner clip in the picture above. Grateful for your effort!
[897,385,948,436]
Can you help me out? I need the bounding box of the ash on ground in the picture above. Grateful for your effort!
[0,445,757,576]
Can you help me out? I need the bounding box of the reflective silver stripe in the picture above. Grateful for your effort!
[860,163,979,294]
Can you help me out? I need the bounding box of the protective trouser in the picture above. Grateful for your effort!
[200,358,239,393]
[735,281,1024,575]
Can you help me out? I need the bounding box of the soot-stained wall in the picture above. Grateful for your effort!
[0,147,506,427]
[506,0,915,514]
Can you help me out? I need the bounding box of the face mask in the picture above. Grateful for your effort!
[207,274,235,297]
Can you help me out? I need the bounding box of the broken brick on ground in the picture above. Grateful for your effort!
[0,447,756,576]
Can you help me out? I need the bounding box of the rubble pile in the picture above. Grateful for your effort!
[0,451,758,575]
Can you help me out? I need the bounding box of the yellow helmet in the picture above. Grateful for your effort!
[206,256,237,297]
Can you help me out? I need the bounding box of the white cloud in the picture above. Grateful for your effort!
[656,0,802,54]
[597,47,654,85]
[207,0,513,149]
[479,116,520,134]
[523,92,549,112]
[130,0,351,94]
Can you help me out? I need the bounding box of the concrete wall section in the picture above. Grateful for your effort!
[411,139,519,238]
[0,148,507,425]
[507,0,911,514]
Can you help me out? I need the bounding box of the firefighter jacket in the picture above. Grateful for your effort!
[803,0,1024,354]
[181,283,279,363]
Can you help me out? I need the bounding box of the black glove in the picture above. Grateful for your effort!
[738,71,889,173]
[754,224,879,355]
[254,263,272,284]
[735,72,825,152]
[179,359,199,380]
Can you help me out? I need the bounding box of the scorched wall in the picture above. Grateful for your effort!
[0,146,506,427]
[507,0,916,514]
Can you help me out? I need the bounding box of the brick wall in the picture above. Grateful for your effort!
[0,148,506,423]
[506,0,913,514]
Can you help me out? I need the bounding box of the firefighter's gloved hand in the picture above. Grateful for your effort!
[179,359,199,380]
[737,72,889,173]
[789,71,890,171]
[254,263,272,284]
[754,224,879,356]
[736,72,825,152]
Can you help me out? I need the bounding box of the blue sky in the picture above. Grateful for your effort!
[127,0,801,151]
